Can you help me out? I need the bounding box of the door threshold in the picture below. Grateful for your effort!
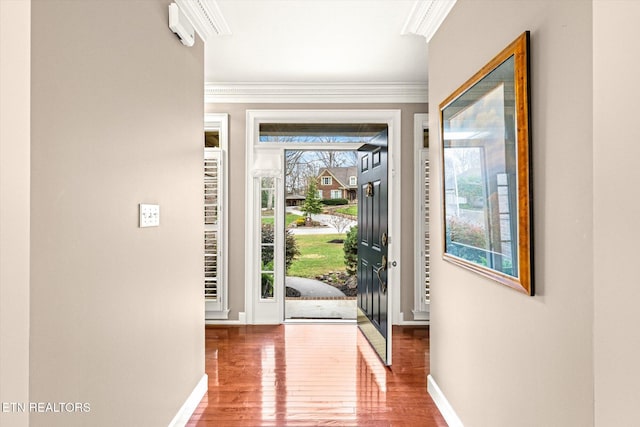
[284,318,357,325]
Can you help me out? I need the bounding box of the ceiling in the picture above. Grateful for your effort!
[204,0,429,85]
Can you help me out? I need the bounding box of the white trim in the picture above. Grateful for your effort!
[413,114,430,321]
[204,114,229,320]
[205,311,246,325]
[245,110,402,328]
[204,309,230,320]
[205,82,428,104]
[168,374,208,427]
[401,0,457,43]
[427,375,464,427]
[175,0,231,41]
[412,309,430,321]
[398,312,428,325]
[285,319,356,325]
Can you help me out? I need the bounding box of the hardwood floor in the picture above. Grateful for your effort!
[187,324,447,427]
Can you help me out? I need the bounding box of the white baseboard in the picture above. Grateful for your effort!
[205,319,243,325]
[397,311,429,325]
[411,309,430,321]
[427,374,464,427]
[205,309,230,320]
[398,319,430,325]
[205,311,246,325]
[168,374,208,427]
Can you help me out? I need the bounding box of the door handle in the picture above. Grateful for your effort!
[375,255,388,294]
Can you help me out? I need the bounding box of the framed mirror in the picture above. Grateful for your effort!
[440,32,533,295]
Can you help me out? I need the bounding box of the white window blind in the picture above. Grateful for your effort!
[204,150,221,303]
[423,153,430,304]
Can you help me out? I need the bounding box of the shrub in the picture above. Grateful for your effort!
[445,217,488,266]
[261,224,301,272]
[322,198,349,206]
[261,272,274,298]
[343,226,358,276]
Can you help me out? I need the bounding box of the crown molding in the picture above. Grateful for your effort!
[401,0,457,43]
[175,0,231,41]
[204,82,428,104]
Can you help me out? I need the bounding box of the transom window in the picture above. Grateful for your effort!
[259,123,388,143]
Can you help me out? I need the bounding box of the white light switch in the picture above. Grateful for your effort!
[139,204,160,227]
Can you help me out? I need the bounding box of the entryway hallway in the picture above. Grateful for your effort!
[187,324,447,426]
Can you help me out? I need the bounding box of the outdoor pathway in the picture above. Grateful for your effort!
[285,276,346,297]
[287,207,356,235]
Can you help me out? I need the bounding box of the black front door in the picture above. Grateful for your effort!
[357,129,391,365]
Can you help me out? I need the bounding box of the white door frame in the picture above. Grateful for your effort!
[245,109,402,325]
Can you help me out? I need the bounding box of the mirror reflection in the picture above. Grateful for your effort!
[442,56,518,278]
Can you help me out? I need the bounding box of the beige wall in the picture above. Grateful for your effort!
[0,1,31,426]
[205,103,427,321]
[29,1,205,426]
[429,1,594,426]
[593,2,640,425]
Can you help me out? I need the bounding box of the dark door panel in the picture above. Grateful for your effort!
[357,129,390,365]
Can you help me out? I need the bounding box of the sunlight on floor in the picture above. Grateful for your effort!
[285,299,356,320]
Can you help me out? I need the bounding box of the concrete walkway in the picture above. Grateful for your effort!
[287,207,356,235]
[285,276,346,297]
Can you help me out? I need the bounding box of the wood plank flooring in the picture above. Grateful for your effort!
[187,324,447,427]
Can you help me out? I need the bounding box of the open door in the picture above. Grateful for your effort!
[357,129,391,365]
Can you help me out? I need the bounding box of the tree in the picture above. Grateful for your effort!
[301,180,323,220]
[314,150,343,168]
[285,150,306,194]
[325,214,352,233]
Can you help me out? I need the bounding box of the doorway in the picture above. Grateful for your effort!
[283,149,358,321]
[244,110,401,354]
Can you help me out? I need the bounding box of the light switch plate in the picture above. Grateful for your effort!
[139,204,160,227]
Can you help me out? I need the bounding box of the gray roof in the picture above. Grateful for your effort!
[318,166,358,189]
[286,194,306,200]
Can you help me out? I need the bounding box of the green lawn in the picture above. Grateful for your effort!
[262,213,304,226]
[335,205,357,217]
[287,233,346,278]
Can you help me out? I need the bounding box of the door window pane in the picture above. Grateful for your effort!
[260,177,276,300]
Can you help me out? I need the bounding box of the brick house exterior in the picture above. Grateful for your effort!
[316,166,358,201]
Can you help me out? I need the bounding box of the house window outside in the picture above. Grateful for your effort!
[349,176,357,186]
[317,190,323,200]
[331,190,342,199]
[321,176,332,186]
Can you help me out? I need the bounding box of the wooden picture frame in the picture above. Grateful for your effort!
[440,31,533,295]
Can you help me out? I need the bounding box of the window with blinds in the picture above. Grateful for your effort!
[423,154,430,304]
[204,115,229,320]
[204,151,220,301]
[414,121,430,321]
[422,127,430,305]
